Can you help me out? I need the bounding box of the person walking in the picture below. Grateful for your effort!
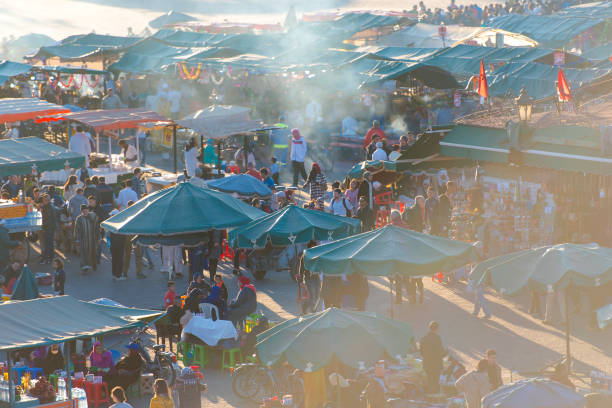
[437,181,455,237]
[289,128,307,187]
[184,137,200,178]
[95,177,115,214]
[329,188,352,217]
[486,349,503,391]
[357,172,375,212]
[303,162,327,203]
[109,209,127,281]
[425,187,440,235]
[149,379,174,408]
[68,188,88,224]
[39,194,57,264]
[419,321,446,394]
[133,242,148,279]
[131,168,144,199]
[403,195,425,232]
[69,126,92,167]
[73,204,100,273]
[117,180,138,211]
[354,196,374,232]
[455,359,490,408]
[62,175,81,202]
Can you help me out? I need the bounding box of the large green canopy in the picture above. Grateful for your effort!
[207,174,273,198]
[229,204,360,249]
[0,137,85,178]
[10,266,39,301]
[0,296,162,352]
[304,225,475,277]
[256,308,414,372]
[102,182,265,235]
[469,243,612,295]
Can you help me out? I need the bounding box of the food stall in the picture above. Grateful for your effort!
[36,108,175,184]
[0,137,85,262]
[0,296,163,408]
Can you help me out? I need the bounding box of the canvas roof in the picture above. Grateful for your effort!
[0,98,70,123]
[36,108,172,131]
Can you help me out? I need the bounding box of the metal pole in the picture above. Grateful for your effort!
[173,125,177,174]
[200,134,204,165]
[389,277,394,318]
[65,342,72,401]
[7,352,14,404]
[108,133,112,171]
[217,141,222,172]
[565,290,571,373]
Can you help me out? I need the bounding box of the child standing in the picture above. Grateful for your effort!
[164,281,177,309]
[52,258,66,295]
[270,157,279,185]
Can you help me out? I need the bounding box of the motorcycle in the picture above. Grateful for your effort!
[132,327,180,386]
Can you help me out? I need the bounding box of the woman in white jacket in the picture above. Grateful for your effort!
[184,137,200,177]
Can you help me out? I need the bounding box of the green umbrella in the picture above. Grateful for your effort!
[304,225,476,277]
[256,307,414,372]
[229,204,361,248]
[469,243,612,372]
[101,182,265,235]
[10,266,40,301]
[469,243,612,295]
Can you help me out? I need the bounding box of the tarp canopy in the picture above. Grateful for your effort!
[149,11,198,29]
[229,204,361,248]
[470,243,612,295]
[28,34,141,60]
[256,308,414,372]
[0,98,70,123]
[35,65,108,76]
[36,108,172,131]
[453,27,539,47]
[441,124,612,175]
[376,23,480,48]
[557,1,612,19]
[207,174,273,198]
[0,296,162,352]
[482,378,585,408]
[486,14,604,48]
[0,60,33,85]
[0,137,85,177]
[582,42,612,62]
[347,160,401,186]
[177,105,264,139]
[10,266,39,301]
[102,182,265,235]
[304,225,475,277]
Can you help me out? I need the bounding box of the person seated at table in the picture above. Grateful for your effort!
[201,274,228,317]
[105,343,143,391]
[43,344,65,375]
[187,274,211,296]
[118,140,138,163]
[226,276,257,326]
[184,288,204,314]
[89,342,115,373]
[1,262,22,295]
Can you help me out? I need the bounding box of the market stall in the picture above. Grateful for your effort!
[0,296,163,407]
[36,108,174,181]
[0,137,85,262]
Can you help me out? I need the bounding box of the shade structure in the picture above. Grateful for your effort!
[596,304,612,330]
[256,308,414,372]
[0,61,33,86]
[229,204,361,249]
[102,182,265,235]
[469,243,612,295]
[304,225,475,277]
[149,10,197,29]
[0,296,162,352]
[207,174,273,198]
[177,105,264,139]
[0,98,70,123]
[36,108,173,131]
[133,232,210,247]
[10,266,39,301]
[0,137,85,178]
[482,378,585,408]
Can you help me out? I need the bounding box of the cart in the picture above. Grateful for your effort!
[1,201,42,264]
[244,245,300,281]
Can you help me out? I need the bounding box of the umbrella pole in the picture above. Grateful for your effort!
[65,341,72,401]
[389,277,394,318]
[173,124,177,174]
[565,290,571,373]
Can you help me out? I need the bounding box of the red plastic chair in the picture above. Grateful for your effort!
[376,209,389,228]
[374,191,392,206]
[226,166,239,174]
[84,381,110,408]
[432,271,444,283]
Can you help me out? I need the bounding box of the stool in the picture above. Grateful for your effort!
[192,344,209,368]
[140,373,154,395]
[126,380,141,399]
[27,367,44,379]
[10,366,29,384]
[48,374,58,389]
[177,342,194,366]
[222,348,243,371]
[84,381,110,408]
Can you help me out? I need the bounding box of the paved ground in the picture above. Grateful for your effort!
[23,154,612,407]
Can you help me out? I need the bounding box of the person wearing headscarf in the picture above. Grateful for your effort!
[184,288,204,314]
[226,276,257,325]
[203,138,218,165]
[89,342,114,373]
[43,344,65,375]
[302,162,327,203]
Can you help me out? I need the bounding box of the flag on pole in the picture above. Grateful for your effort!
[557,68,571,102]
[478,59,488,99]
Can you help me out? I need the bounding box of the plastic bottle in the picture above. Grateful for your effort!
[73,387,88,408]
[57,378,66,400]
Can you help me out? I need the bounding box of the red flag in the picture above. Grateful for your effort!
[478,59,488,99]
[557,68,571,102]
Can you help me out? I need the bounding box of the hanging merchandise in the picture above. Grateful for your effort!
[179,62,202,80]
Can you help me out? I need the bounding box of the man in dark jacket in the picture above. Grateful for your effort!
[403,195,425,232]
[0,222,20,271]
[226,276,257,325]
[357,172,375,212]
[419,321,445,394]
[355,196,375,231]
[437,181,455,237]
[40,194,57,264]
[486,349,503,390]
[95,177,115,213]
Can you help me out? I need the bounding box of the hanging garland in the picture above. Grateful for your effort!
[210,69,224,85]
[178,62,202,80]
[57,74,74,88]
[44,72,59,88]
[72,74,84,90]
[83,74,101,88]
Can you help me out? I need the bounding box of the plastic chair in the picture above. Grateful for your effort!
[126,380,141,399]
[84,381,110,408]
[198,303,220,321]
[374,191,392,205]
[221,348,243,371]
[26,367,43,379]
